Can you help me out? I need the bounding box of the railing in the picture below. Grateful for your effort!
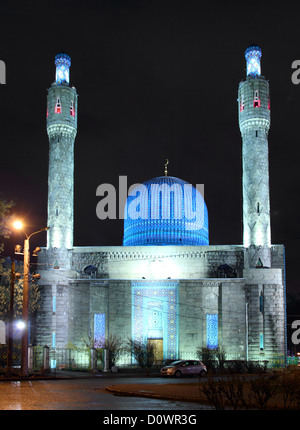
[49,346,91,371]
[0,343,21,371]
[0,344,295,374]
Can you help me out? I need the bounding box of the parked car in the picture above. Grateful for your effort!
[160,360,207,378]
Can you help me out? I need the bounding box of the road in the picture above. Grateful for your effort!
[0,375,207,411]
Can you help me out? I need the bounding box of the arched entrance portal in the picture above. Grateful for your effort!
[147,308,163,362]
[132,280,178,361]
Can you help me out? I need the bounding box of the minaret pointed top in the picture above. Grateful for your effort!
[245,45,262,77]
[164,159,169,176]
[55,52,71,85]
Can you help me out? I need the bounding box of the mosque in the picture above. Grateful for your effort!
[35,46,286,365]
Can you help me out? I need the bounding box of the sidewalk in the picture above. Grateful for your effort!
[0,369,206,403]
[58,371,210,404]
[105,381,205,404]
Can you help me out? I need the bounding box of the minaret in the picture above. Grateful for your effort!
[238,45,271,268]
[46,53,78,267]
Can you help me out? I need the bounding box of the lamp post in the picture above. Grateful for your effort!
[13,222,49,377]
[6,260,15,376]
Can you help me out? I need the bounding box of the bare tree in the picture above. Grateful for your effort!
[103,334,125,368]
[126,338,155,375]
[249,376,276,409]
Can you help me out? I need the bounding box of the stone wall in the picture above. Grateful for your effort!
[68,281,90,346]
[34,245,286,363]
[46,82,77,253]
[67,245,245,280]
[178,279,247,360]
[34,281,70,348]
[218,280,247,360]
[34,284,53,346]
[106,281,132,343]
[244,268,286,361]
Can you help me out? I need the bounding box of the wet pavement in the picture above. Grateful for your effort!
[0,372,211,410]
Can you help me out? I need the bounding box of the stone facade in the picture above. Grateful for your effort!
[238,50,272,268]
[34,244,286,363]
[33,48,287,366]
[46,74,77,253]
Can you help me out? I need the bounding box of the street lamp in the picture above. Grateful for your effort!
[13,221,49,377]
[16,321,26,330]
[6,261,21,376]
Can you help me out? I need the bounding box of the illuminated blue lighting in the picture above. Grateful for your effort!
[245,45,262,77]
[123,176,209,246]
[260,333,264,350]
[207,314,218,349]
[55,53,71,85]
[132,281,178,360]
[94,313,105,347]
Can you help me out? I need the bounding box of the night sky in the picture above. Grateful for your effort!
[0,2,299,308]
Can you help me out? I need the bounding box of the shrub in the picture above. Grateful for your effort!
[200,374,277,410]
[126,339,155,374]
[245,360,268,374]
[276,367,300,409]
[248,376,276,409]
[196,346,226,373]
[218,375,248,410]
[225,360,247,374]
[200,377,225,410]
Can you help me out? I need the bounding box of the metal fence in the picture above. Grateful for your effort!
[49,347,92,371]
[0,344,296,374]
[0,343,21,370]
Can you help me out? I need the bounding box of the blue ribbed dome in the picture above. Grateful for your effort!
[123,176,209,246]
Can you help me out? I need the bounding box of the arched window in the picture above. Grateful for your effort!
[239,95,245,112]
[253,89,260,108]
[83,265,97,277]
[55,97,61,113]
[70,99,75,117]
